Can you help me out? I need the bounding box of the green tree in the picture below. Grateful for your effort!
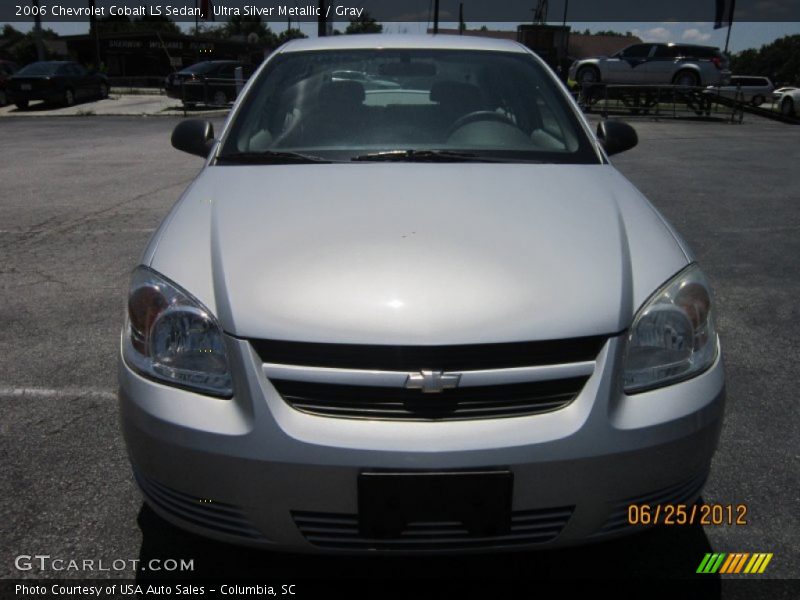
[345,12,383,34]
[275,28,307,46]
[96,15,181,35]
[1,23,61,65]
[730,34,800,85]
[221,15,273,42]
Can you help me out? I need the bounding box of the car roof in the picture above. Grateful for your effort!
[279,34,528,54]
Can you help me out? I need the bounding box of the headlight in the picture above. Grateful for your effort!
[122,266,233,397]
[623,264,718,393]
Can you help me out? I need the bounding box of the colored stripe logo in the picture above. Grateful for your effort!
[697,553,773,574]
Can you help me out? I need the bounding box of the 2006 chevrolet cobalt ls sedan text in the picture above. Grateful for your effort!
[119,34,724,552]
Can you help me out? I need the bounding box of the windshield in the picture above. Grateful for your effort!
[221,49,598,164]
[16,62,61,76]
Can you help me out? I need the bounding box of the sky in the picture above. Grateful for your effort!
[2,20,797,54]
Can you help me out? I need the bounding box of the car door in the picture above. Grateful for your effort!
[603,44,653,83]
[646,44,680,84]
[67,63,90,99]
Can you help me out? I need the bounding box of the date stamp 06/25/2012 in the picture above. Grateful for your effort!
[627,503,749,526]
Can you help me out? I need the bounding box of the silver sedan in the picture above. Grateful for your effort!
[119,34,725,553]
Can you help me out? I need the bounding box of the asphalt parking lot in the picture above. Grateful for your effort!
[0,115,798,590]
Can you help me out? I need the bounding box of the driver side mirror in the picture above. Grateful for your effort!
[597,119,638,156]
[171,119,215,158]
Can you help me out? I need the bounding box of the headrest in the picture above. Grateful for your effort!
[320,80,365,106]
[430,81,483,107]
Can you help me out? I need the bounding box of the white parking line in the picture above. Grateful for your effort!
[0,386,116,400]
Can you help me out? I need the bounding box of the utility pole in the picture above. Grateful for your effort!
[318,0,327,36]
[32,0,45,61]
[459,3,464,35]
[561,0,569,76]
[433,0,440,34]
[724,21,733,54]
[89,0,101,68]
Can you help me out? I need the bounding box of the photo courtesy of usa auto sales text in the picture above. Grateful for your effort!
[14,584,298,596]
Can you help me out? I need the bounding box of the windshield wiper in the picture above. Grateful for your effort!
[216,151,334,164]
[351,150,509,163]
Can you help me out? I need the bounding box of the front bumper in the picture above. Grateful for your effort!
[119,335,725,553]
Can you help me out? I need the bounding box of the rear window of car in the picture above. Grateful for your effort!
[179,62,220,75]
[678,46,718,59]
[15,62,61,76]
[732,77,768,86]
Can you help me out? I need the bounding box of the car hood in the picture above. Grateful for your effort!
[147,163,690,345]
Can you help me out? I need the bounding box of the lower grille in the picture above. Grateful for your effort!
[134,471,265,541]
[273,377,587,421]
[592,471,709,536]
[292,506,574,550]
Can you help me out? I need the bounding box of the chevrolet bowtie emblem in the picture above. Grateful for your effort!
[404,370,461,393]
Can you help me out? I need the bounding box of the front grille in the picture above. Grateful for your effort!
[292,506,574,551]
[134,471,266,541]
[272,377,588,421]
[252,336,609,371]
[592,471,709,536]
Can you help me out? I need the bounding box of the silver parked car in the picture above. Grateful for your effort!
[570,42,731,87]
[119,34,725,552]
[775,87,800,117]
[706,75,774,106]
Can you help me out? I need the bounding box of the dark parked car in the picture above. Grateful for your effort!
[164,61,254,107]
[0,60,19,106]
[7,61,109,110]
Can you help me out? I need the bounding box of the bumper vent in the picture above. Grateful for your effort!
[134,471,265,541]
[292,506,574,551]
[593,471,709,536]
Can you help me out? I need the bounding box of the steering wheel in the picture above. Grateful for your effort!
[446,110,518,138]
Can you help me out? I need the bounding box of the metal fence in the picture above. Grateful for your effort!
[576,82,799,125]
[576,83,745,122]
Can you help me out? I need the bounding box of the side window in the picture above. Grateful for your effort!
[654,45,679,59]
[220,65,239,79]
[622,45,652,59]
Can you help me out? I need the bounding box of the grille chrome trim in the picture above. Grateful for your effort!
[263,361,595,388]
[251,335,609,371]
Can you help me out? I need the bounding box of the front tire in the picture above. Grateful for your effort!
[63,88,75,106]
[15,100,28,110]
[576,66,601,86]
[98,83,109,99]
[0,90,7,106]
[781,97,795,117]
[750,94,765,107]
[212,90,228,106]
